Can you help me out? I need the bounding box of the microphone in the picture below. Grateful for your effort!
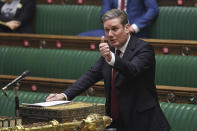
[1,70,30,96]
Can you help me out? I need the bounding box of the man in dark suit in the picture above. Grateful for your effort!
[46,9,170,131]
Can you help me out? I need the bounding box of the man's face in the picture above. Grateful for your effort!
[104,18,130,49]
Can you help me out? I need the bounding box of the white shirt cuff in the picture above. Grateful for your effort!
[107,52,115,66]
[131,24,140,33]
[61,93,68,100]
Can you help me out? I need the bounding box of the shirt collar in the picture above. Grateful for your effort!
[116,35,130,54]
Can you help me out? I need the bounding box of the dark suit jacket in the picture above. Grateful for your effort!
[64,36,170,131]
[0,0,36,33]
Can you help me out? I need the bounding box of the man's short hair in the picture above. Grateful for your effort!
[102,9,129,26]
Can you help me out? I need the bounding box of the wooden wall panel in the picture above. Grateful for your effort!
[0,33,197,56]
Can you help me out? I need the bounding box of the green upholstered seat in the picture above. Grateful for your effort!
[72,95,106,104]
[155,55,197,87]
[148,6,197,40]
[0,47,100,79]
[1,47,197,88]
[160,102,197,131]
[34,5,197,40]
[34,5,103,35]
[0,90,49,116]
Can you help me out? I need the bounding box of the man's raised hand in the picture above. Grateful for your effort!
[99,36,112,62]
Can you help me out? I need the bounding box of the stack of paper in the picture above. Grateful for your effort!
[22,101,71,107]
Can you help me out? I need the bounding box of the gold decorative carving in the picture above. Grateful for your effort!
[0,114,112,131]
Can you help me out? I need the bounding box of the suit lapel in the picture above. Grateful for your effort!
[122,35,136,61]
[115,35,136,82]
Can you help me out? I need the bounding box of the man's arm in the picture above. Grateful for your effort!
[132,0,159,30]
[46,36,113,102]
[46,57,104,101]
[63,57,104,100]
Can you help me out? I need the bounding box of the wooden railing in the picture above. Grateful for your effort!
[0,33,197,56]
[157,0,197,6]
[36,0,197,6]
[1,75,197,104]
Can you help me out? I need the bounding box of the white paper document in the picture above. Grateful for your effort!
[22,101,71,107]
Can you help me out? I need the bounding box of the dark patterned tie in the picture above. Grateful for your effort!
[111,50,121,120]
[121,0,125,10]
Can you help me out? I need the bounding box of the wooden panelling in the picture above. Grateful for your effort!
[1,75,197,104]
[0,33,197,56]
[145,38,197,56]
[0,33,100,50]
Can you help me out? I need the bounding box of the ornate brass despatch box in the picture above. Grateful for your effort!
[19,102,105,124]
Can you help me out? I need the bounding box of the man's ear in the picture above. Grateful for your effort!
[125,24,130,33]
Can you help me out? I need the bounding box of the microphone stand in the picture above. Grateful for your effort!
[1,70,30,117]
[14,82,20,117]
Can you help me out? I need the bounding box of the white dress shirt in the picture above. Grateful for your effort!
[107,35,131,66]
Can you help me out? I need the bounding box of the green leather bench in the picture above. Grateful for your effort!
[0,47,197,88]
[34,5,197,40]
[155,55,197,87]
[34,5,103,35]
[0,90,49,117]
[148,6,197,40]
[0,47,100,79]
[0,90,196,131]
[159,102,197,131]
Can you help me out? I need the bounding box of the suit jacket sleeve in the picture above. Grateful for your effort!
[134,0,159,29]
